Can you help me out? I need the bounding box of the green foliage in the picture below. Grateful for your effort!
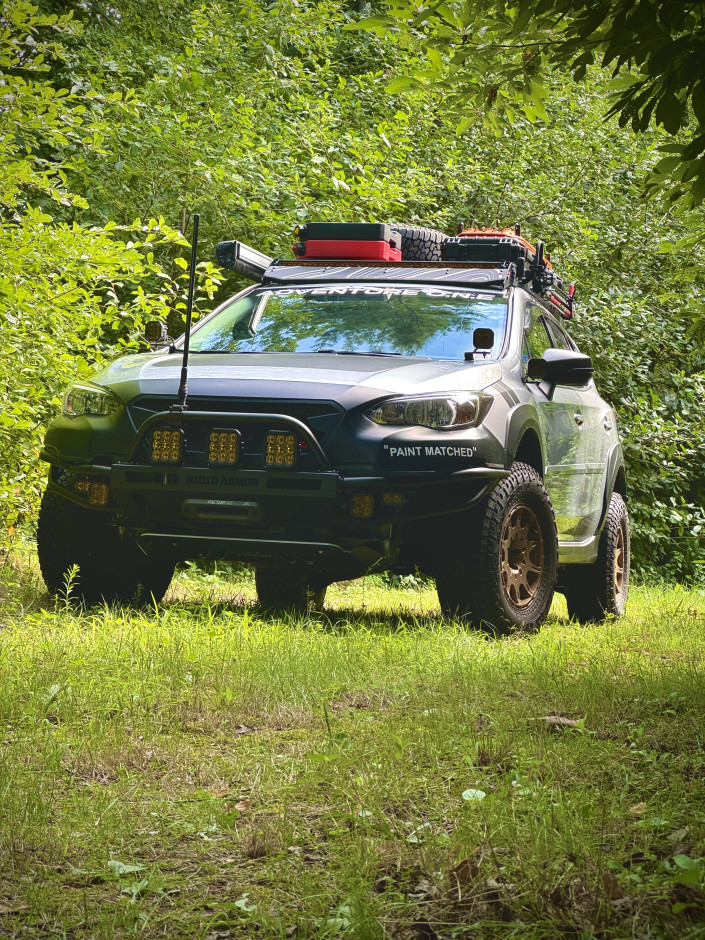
[1,0,703,580]
[358,0,705,207]
[0,2,220,536]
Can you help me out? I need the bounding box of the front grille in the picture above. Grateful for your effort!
[128,397,344,468]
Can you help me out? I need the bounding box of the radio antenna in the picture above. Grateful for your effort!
[172,212,199,412]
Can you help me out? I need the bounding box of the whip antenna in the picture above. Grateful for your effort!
[173,213,199,411]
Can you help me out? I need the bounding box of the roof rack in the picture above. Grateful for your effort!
[446,227,575,319]
[216,223,576,319]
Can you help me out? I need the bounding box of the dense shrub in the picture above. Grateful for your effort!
[2,0,703,580]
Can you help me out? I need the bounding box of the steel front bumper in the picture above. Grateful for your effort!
[42,409,508,572]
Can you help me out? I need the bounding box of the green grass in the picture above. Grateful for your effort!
[0,555,704,939]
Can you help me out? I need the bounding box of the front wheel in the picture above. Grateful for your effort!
[37,488,174,607]
[436,463,557,634]
[255,567,327,614]
[562,492,630,623]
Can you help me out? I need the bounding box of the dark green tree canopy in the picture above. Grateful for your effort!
[360,0,705,203]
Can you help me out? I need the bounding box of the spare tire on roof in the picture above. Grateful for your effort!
[392,225,448,262]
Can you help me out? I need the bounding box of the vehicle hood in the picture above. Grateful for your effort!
[93,352,503,409]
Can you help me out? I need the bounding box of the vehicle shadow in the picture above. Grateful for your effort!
[160,599,442,635]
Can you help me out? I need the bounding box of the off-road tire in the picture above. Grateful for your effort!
[391,225,448,262]
[255,567,327,614]
[37,488,174,607]
[562,493,630,624]
[436,463,557,634]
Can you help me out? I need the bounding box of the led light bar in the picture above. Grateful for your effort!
[265,431,297,468]
[209,429,241,466]
[215,240,273,282]
[151,428,183,463]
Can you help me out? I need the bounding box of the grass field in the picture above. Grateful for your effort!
[0,556,703,939]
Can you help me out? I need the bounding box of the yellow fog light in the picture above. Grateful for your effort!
[89,483,110,505]
[152,428,183,463]
[75,479,91,494]
[209,429,241,466]
[352,494,374,518]
[382,492,404,505]
[265,431,297,468]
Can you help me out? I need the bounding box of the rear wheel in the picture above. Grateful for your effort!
[562,492,630,623]
[255,567,327,614]
[37,488,174,607]
[391,224,448,262]
[436,463,557,634]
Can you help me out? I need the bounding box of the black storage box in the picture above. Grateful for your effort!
[444,236,534,265]
[295,222,400,244]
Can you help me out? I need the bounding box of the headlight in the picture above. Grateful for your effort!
[62,384,120,417]
[365,392,492,430]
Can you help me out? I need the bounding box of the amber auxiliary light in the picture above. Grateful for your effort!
[351,494,374,517]
[151,428,183,463]
[75,479,110,505]
[265,431,297,468]
[209,429,241,466]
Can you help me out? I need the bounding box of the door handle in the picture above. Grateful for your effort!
[573,412,584,426]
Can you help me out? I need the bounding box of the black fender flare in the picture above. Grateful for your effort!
[504,404,545,475]
[597,441,627,534]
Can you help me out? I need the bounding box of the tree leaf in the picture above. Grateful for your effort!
[386,77,423,95]
[655,91,683,134]
[108,860,146,876]
[462,788,486,801]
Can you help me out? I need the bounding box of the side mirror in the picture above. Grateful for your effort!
[527,348,593,386]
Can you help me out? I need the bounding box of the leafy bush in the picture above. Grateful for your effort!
[2,0,703,582]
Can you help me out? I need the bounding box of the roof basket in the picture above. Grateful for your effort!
[444,227,553,268]
[445,227,575,319]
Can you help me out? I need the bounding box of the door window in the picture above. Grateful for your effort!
[525,311,553,358]
[544,316,577,351]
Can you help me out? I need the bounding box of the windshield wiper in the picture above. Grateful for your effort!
[316,349,403,357]
[191,348,407,357]
[190,349,274,354]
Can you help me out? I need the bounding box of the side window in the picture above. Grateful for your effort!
[524,307,553,359]
[544,316,577,351]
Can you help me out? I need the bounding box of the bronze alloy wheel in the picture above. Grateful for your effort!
[614,522,626,598]
[435,462,557,633]
[500,503,544,609]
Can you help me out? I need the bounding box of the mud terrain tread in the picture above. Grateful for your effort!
[564,492,630,623]
[255,567,327,614]
[37,487,174,607]
[436,462,557,634]
[392,224,448,262]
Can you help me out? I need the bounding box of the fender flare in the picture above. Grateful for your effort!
[597,441,627,534]
[504,404,545,474]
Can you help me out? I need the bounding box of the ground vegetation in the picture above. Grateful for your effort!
[0,559,702,937]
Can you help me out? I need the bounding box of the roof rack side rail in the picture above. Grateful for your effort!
[216,240,273,282]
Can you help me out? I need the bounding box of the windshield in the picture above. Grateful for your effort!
[188,285,508,360]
